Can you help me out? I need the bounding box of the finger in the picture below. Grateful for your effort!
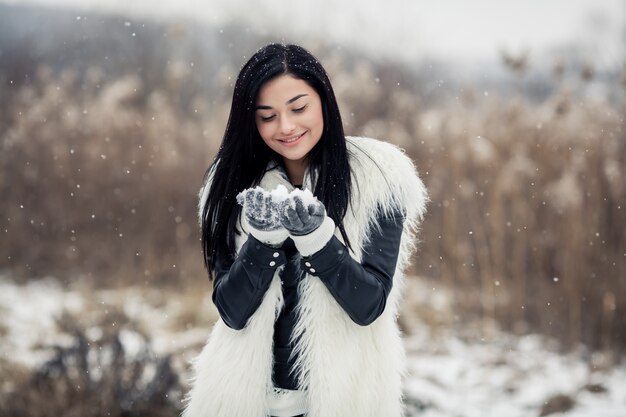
[268,195,280,220]
[287,195,297,209]
[308,203,321,216]
[263,194,273,217]
[286,206,304,229]
[294,197,310,222]
[254,190,264,210]
[245,189,255,209]
[278,198,292,216]
[243,193,257,223]
[269,193,281,214]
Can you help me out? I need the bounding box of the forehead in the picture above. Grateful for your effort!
[256,74,317,104]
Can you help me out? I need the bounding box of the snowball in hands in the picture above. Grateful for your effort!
[237,185,326,236]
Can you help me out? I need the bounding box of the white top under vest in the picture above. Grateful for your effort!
[268,387,308,416]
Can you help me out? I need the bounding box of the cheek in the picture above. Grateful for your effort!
[310,107,324,133]
[256,121,272,143]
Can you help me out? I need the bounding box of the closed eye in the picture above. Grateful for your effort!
[260,114,275,122]
[293,105,307,113]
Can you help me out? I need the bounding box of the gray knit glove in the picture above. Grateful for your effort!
[277,192,326,236]
[236,187,282,231]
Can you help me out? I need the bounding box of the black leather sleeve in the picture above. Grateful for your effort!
[299,210,405,326]
[212,235,287,330]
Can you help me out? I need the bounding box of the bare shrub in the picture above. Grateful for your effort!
[0,312,181,417]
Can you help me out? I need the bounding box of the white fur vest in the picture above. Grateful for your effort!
[184,136,427,417]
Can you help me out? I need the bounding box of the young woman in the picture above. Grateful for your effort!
[183,43,427,417]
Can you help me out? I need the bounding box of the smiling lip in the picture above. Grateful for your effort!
[277,131,306,146]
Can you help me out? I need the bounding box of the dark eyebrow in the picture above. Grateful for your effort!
[287,93,308,104]
[255,93,309,110]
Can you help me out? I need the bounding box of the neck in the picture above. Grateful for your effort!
[284,158,307,186]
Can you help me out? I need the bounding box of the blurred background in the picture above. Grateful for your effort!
[1,1,625,416]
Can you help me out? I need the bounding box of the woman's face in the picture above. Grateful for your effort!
[255,74,324,167]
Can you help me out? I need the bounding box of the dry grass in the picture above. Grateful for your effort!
[0,65,217,285]
[393,80,626,354]
[1,42,624,357]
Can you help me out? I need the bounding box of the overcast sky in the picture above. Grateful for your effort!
[5,0,625,68]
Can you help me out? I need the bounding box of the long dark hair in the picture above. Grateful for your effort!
[201,43,352,278]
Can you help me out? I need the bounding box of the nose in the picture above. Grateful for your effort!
[279,114,296,134]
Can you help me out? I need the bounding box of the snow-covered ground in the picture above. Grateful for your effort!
[1,275,625,416]
[404,329,626,417]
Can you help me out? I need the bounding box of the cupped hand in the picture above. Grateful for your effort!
[277,192,326,236]
[236,187,282,231]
